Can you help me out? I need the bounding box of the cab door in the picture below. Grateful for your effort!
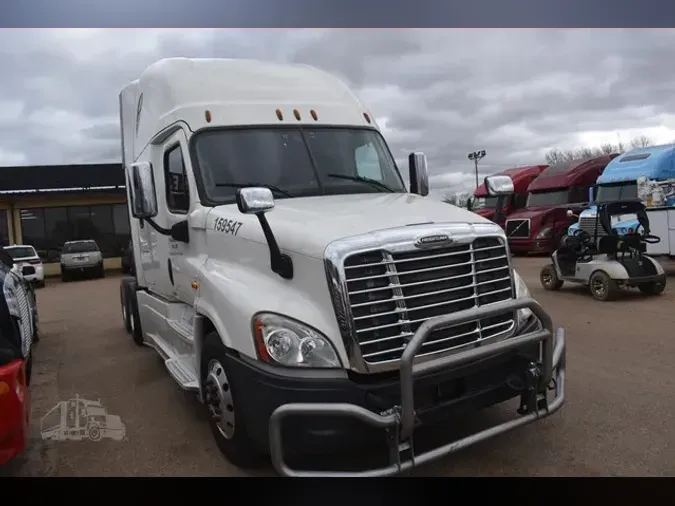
[155,129,200,304]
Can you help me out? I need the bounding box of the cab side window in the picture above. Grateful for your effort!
[164,145,190,213]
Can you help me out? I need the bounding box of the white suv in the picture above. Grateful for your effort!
[3,245,45,288]
[60,240,105,282]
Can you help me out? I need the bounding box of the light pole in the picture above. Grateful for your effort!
[468,150,486,189]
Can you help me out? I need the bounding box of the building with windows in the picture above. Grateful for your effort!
[0,163,129,276]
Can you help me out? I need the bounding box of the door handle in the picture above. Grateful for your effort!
[167,258,174,286]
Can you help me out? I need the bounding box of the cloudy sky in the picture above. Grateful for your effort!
[1,29,675,195]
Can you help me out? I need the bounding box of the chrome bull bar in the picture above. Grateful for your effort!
[269,297,566,477]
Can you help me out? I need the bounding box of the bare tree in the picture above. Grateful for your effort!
[443,192,471,208]
[442,193,458,205]
[629,135,652,149]
[544,135,654,165]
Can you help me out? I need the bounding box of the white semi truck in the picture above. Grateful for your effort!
[118,57,566,477]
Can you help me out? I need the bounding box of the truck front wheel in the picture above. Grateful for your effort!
[200,332,265,469]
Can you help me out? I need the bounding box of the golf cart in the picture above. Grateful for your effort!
[540,200,666,301]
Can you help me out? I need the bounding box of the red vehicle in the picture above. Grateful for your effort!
[505,154,619,255]
[470,165,548,227]
[0,251,39,467]
[0,358,31,465]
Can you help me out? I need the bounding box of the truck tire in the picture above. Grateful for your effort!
[125,280,144,346]
[61,269,70,283]
[540,264,563,291]
[589,270,618,301]
[200,331,265,469]
[120,281,133,335]
[638,280,666,296]
[88,425,102,442]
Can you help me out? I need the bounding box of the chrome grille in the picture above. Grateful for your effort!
[505,219,530,238]
[578,216,605,237]
[342,237,515,364]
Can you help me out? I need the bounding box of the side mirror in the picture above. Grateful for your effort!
[566,209,579,219]
[128,162,158,219]
[466,196,474,211]
[235,187,292,280]
[236,187,275,215]
[484,175,514,196]
[408,152,429,197]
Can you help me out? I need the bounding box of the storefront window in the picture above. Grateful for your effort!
[20,209,47,258]
[20,203,131,261]
[0,211,9,247]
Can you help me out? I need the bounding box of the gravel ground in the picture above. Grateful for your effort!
[4,257,674,476]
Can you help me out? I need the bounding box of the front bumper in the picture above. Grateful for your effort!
[260,298,565,477]
[62,262,102,273]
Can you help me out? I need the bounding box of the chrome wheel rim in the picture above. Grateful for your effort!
[542,271,553,286]
[204,359,235,439]
[592,277,605,297]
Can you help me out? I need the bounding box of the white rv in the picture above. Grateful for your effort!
[118,58,566,477]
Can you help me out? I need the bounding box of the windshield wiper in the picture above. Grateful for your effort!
[326,173,396,193]
[214,183,295,198]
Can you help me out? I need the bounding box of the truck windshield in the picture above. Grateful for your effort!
[472,196,499,210]
[63,242,99,253]
[596,182,638,203]
[192,127,407,204]
[526,189,569,207]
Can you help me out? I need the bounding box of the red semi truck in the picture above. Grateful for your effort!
[470,165,548,227]
[505,154,618,255]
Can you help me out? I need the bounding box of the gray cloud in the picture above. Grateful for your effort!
[1,29,675,193]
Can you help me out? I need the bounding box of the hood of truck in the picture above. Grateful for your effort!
[208,193,494,259]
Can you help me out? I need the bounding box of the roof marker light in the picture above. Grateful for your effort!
[293,109,301,121]
[363,112,371,124]
[275,109,284,121]
[310,109,318,121]
[205,110,212,123]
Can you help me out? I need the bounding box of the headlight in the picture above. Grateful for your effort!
[513,269,533,325]
[252,313,341,368]
[536,226,552,239]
